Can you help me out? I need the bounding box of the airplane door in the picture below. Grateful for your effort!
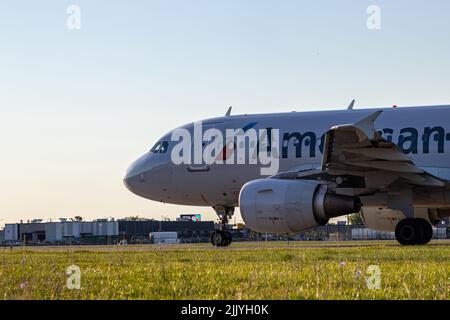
[186,122,224,173]
[187,164,210,172]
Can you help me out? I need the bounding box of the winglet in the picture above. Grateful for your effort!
[225,106,232,116]
[354,110,383,139]
[347,99,355,110]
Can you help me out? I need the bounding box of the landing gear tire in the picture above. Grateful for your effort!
[395,218,433,245]
[225,231,232,245]
[416,218,433,245]
[210,231,232,247]
[211,231,223,247]
[395,219,416,245]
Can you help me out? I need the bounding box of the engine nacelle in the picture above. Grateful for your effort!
[239,179,361,233]
[360,207,435,232]
[359,190,450,232]
[360,208,405,232]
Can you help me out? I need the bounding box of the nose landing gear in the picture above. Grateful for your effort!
[210,230,232,247]
[210,206,234,247]
[395,218,433,245]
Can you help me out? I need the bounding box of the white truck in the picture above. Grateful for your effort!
[150,232,179,244]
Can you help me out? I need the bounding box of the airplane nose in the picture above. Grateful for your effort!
[123,152,172,200]
[123,168,140,195]
[123,154,148,194]
[123,173,138,193]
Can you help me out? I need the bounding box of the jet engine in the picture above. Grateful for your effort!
[359,208,406,232]
[360,207,444,232]
[239,179,361,233]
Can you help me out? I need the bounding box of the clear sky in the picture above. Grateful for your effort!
[1,0,449,226]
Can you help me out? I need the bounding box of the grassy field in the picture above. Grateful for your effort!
[0,241,448,300]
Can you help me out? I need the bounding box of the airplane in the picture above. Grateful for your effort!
[124,102,450,247]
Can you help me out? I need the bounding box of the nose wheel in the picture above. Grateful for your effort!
[211,206,234,247]
[395,218,433,245]
[210,230,232,247]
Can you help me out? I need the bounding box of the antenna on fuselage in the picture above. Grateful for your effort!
[347,99,356,110]
[225,106,232,116]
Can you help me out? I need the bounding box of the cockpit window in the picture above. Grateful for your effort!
[160,141,169,153]
[150,141,169,154]
[150,142,161,153]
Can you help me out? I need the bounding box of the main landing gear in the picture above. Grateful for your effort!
[210,206,234,247]
[395,218,433,245]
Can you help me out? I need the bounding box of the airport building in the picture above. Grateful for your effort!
[0,217,215,245]
[2,220,119,244]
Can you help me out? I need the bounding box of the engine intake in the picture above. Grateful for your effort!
[239,179,361,233]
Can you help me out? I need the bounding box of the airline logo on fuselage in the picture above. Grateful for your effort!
[280,126,450,159]
[170,122,449,176]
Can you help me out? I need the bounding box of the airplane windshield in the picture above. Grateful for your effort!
[150,141,169,154]
[160,141,169,153]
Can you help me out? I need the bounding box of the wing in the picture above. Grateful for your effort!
[272,110,448,217]
[320,110,446,189]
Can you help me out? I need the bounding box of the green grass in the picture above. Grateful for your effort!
[0,241,449,300]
